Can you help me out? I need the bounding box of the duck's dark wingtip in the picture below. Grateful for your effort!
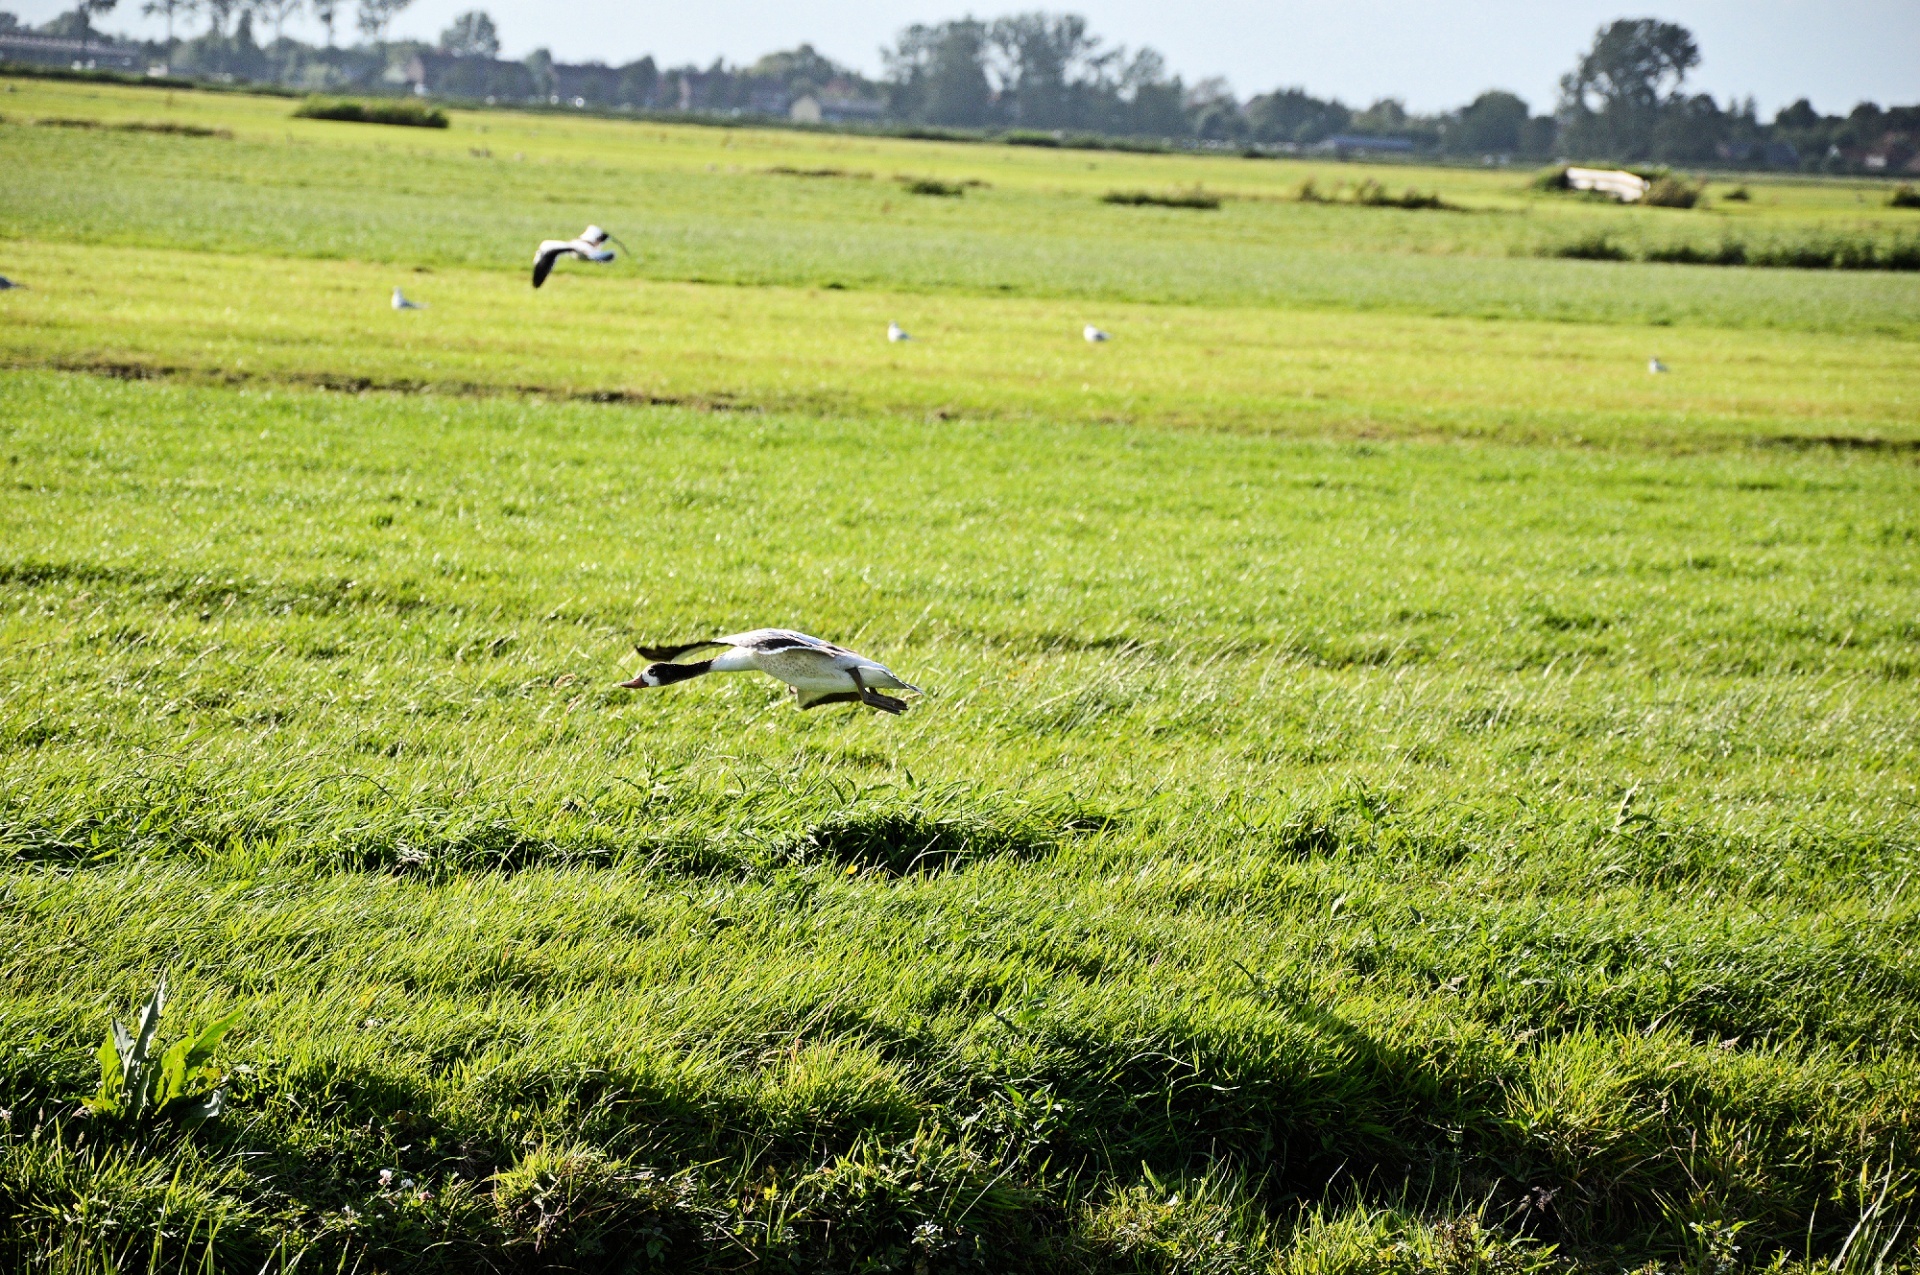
[634,640,721,662]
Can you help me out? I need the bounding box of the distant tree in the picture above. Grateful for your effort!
[198,0,236,36]
[1186,77,1243,141]
[1244,87,1349,145]
[524,45,552,97]
[885,19,995,127]
[617,54,657,107]
[309,0,335,45]
[353,0,409,43]
[439,8,496,57]
[1651,91,1727,162]
[78,0,116,50]
[1518,114,1558,158]
[1774,98,1820,130]
[747,43,842,97]
[37,6,96,36]
[1449,89,1529,154]
[1557,18,1700,160]
[0,10,19,31]
[141,0,197,47]
[1349,97,1409,135]
[989,11,1110,128]
[253,0,302,42]
[1114,48,1186,138]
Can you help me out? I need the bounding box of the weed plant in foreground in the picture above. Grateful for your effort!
[1,372,1918,1271]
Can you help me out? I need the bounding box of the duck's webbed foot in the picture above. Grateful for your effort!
[849,669,909,715]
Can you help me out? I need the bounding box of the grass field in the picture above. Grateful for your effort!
[2,77,1919,1274]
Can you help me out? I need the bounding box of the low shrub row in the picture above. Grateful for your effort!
[292,98,449,129]
[1545,231,1920,271]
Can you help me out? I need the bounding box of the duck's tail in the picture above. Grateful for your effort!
[620,660,713,688]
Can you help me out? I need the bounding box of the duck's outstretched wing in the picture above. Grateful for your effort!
[532,241,575,288]
[633,639,726,662]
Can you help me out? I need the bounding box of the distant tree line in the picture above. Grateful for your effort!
[5,4,1915,173]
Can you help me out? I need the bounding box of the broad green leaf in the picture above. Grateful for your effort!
[181,1007,243,1071]
[130,975,166,1068]
[96,1030,120,1096]
[157,1037,190,1107]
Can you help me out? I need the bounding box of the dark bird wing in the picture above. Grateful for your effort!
[634,639,726,662]
[532,242,575,288]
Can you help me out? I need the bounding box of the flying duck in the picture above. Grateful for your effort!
[533,225,627,287]
[621,629,922,714]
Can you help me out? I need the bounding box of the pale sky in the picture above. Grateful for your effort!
[23,0,1920,116]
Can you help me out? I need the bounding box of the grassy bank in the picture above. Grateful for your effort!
[2,371,1917,1270]
[2,74,1918,1274]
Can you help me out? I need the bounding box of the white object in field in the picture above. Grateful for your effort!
[532,224,625,287]
[1566,167,1650,203]
[1649,357,1669,374]
[888,321,910,342]
[621,629,923,714]
[391,288,425,310]
[1084,324,1111,342]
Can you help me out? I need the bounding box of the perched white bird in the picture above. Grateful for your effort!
[391,287,425,310]
[0,276,23,290]
[1084,324,1111,342]
[887,321,910,342]
[1649,356,1668,374]
[621,629,922,714]
[532,225,625,288]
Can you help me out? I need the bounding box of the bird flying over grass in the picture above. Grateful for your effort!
[533,225,630,287]
[621,629,922,714]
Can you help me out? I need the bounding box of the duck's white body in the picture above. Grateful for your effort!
[621,629,921,713]
[533,225,618,287]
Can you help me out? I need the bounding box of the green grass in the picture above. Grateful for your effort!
[1,78,1919,1274]
[5,78,1920,336]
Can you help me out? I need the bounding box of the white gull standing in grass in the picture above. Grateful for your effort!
[621,630,922,714]
[391,287,425,310]
[887,321,910,342]
[1649,356,1669,374]
[1084,324,1111,342]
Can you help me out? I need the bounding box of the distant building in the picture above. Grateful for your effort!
[406,51,535,101]
[1310,134,1417,156]
[0,32,145,72]
[789,94,886,125]
[745,86,790,117]
[551,62,620,106]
